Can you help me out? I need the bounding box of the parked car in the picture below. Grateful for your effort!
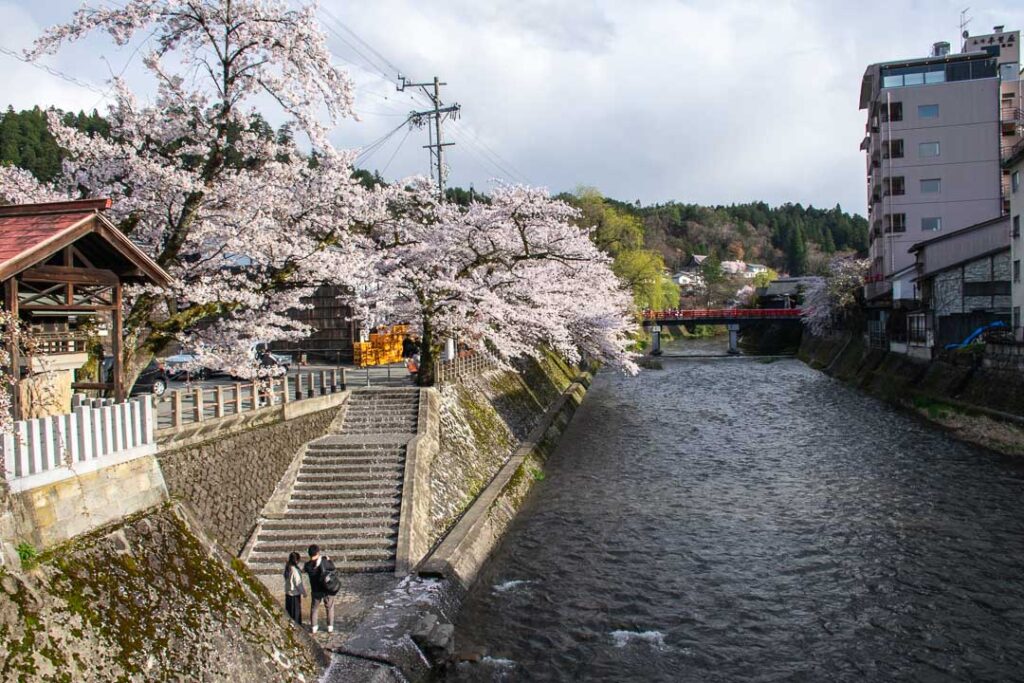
[101,358,170,397]
[162,353,223,381]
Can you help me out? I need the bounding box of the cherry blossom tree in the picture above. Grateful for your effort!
[801,257,869,336]
[360,179,638,385]
[0,0,373,380]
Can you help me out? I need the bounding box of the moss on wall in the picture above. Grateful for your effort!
[0,503,321,682]
[428,353,585,547]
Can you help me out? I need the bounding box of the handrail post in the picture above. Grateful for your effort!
[320,370,327,395]
[295,374,303,401]
[306,372,314,398]
[234,383,243,414]
[341,367,347,391]
[214,385,224,418]
[172,390,182,428]
[282,375,290,404]
[192,387,204,423]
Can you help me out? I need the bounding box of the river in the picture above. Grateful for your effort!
[446,339,1024,681]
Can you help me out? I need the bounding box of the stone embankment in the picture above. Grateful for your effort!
[0,501,324,681]
[800,332,1024,454]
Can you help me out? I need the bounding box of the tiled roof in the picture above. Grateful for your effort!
[0,211,93,263]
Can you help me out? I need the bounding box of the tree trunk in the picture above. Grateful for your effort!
[416,315,436,386]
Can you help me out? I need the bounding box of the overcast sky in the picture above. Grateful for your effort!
[3,1,1024,217]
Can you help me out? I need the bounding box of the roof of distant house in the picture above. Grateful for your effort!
[0,198,170,285]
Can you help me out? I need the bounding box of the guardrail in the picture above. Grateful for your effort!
[642,308,803,321]
[154,369,345,429]
[2,395,156,492]
[437,353,494,385]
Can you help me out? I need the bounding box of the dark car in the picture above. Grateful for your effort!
[101,358,170,397]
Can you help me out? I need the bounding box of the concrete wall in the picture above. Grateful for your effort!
[4,454,167,551]
[157,404,340,554]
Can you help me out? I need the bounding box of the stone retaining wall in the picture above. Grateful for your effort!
[799,332,1024,421]
[157,405,340,554]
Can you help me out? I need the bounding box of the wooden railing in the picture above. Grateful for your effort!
[154,369,344,429]
[437,353,493,385]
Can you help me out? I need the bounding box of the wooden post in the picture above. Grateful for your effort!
[330,368,338,393]
[307,372,314,398]
[192,387,204,423]
[282,375,290,404]
[172,390,182,428]
[341,368,347,391]
[5,278,20,420]
[234,383,243,414]
[214,385,224,418]
[294,374,303,401]
[112,282,125,402]
[320,370,327,396]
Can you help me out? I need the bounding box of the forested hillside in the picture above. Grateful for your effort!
[600,196,869,276]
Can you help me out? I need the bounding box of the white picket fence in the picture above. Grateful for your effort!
[2,395,156,493]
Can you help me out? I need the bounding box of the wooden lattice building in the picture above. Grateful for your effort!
[0,199,170,418]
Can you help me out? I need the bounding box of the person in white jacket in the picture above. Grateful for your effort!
[283,551,306,625]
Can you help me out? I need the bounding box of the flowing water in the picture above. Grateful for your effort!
[447,340,1024,682]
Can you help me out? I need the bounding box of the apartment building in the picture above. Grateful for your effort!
[1006,147,1024,340]
[859,27,1022,321]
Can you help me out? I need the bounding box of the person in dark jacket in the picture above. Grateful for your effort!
[303,544,335,633]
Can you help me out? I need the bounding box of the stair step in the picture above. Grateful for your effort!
[299,462,405,471]
[295,474,403,484]
[281,508,402,520]
[250,547,395,563]
[252,538,396,554]
[287,498,400,511]
[260,517,398,531]
[291,487,401,498]
[257,528,398,543]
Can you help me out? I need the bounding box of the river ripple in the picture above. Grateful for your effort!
[447,342,1024,682]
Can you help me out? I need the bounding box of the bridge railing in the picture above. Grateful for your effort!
[642,308,803,321]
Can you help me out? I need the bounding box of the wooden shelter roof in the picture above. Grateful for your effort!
[0,198,170,286]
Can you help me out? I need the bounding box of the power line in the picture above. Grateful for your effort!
[0,46,111,98]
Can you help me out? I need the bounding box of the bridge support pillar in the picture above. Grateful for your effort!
[727,323,740,355]
[649,325,662,356]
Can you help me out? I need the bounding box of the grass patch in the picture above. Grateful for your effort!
[15,542,38,569]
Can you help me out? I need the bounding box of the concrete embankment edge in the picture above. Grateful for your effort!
[418,375,589,587]
[340,370,593,681]
[799,332,1024,434]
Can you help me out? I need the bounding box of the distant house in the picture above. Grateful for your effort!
[681,254,708,272]
[757,276,821,309]
[720,260,746,275]
[672,270,703,290]
[744,263,769,279]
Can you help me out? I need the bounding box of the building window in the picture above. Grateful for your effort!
[963,281,1011,297]
[885,213,907,233]
[1015,306,1021,332]
[919,141,941,158]
[918,104,940,118]
[1014,215,1021,238]
[883,139,904,159]
[1016,260,1022,283]
[881,102,903,122]
[1014,171,1021,193]
[885,176,905,196]
[922,217,942,231]
[920,178,941,193]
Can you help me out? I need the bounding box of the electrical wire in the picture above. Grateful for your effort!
[0,46,111,97]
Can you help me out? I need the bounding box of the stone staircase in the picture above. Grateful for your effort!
[245,388,420,579]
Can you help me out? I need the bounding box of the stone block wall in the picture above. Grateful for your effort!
[157,406,338,554]
[5,454,167,550]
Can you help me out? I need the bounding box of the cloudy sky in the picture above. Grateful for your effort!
[3,1,1024,216]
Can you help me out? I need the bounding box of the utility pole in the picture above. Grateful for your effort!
[398,75,460,200]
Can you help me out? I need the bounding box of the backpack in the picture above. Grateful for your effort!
[322,558,342,595]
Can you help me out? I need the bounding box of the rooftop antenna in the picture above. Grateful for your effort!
[959,7,972,51]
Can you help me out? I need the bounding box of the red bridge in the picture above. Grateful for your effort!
[641,308,803,326]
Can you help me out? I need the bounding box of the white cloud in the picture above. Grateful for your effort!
[11,0,1024,216]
